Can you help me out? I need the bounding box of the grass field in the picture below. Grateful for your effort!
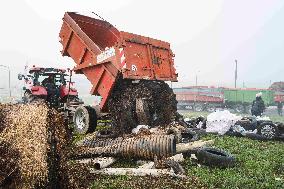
[90,112,284,189]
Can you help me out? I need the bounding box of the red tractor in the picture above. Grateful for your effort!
[18,66,94,130]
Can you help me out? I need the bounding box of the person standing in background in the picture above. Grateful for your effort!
[251,92,265,117]
[277,101,283,116]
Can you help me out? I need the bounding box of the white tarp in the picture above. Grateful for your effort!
[132,125,149,134]
[206,110,242,135]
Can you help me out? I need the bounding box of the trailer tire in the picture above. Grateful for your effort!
[196,147,236,168]
[73,106,97,134]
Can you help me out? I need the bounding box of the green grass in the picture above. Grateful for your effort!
[186,134,284,189]
[88,112,284,189]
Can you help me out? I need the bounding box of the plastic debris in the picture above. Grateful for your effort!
[256,116,270,121]
[206,110,242,135]
[132,125,149,134]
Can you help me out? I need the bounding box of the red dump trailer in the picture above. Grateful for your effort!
[59,12,178,134]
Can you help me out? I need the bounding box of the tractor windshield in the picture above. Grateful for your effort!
[38,73,67,86]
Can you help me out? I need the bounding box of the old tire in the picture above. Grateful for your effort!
[73,106,97,134]
[257,122,279,140]
[226,131,244,137]
[196,147,236,168]
[245,133,269,141]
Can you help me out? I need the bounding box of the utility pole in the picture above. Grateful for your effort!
[194,71,200,111]
[0,65,11,97]
[234,60,238,88]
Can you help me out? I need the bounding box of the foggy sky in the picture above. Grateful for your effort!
[0,0,283,97]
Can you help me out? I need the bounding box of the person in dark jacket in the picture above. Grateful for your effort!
[251,92,265,117]
[277,101,283,116]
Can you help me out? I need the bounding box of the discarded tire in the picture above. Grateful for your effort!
[196,147,236,168]
[225,131,243,137]
[245,133,269,141]
[257,122,279,140]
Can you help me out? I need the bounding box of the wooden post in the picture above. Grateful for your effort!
[90,168,186,178]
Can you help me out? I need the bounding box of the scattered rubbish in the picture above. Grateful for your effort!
[184,111,284,141]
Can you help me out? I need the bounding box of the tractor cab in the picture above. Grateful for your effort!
[19,66,78,107]
[30,67,67,88]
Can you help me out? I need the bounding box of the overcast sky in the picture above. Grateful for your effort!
[0,0,284,97]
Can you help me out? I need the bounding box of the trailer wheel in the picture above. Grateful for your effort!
[73,106,97,134]
[257,122,279,139]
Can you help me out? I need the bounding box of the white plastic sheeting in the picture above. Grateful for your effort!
[256,116,270,121]
[132,125,149,134]
[206,110,242,135]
